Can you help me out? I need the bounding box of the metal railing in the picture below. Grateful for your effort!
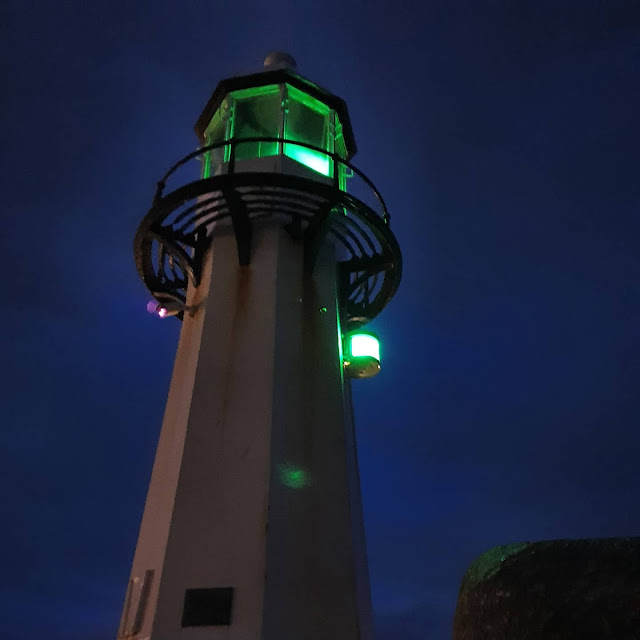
[152,137,391,224]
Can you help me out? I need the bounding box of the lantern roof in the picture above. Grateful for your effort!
[194,68,357,159]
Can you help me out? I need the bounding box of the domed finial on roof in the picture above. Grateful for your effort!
[263,51,297,71]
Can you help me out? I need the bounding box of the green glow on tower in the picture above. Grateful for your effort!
[277,463,308,489]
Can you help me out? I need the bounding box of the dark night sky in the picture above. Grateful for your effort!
[2,1,640,638]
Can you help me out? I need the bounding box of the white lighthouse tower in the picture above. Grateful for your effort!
[119,53,402,640]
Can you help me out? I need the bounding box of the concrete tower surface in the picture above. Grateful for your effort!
[120,55,402,640]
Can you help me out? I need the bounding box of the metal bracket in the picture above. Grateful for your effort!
[303,201,337,273]
[223,187,252,265]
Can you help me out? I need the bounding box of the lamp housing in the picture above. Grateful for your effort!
[344,331,381,379]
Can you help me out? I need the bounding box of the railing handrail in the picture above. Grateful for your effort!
[155,136,390,224]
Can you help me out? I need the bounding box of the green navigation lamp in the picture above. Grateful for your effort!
[194,55,356,185]
[344,330,381,379]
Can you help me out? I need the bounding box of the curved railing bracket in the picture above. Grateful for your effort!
[134,138,402,325]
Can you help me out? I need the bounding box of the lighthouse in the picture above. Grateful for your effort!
[119,53,402,640]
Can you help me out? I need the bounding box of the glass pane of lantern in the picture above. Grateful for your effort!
[334,116,348,159]
[334,115,349,191]
[231,86,281,161]
[284,85,333,177]
[350,333,380,361]
[203,113,229,178]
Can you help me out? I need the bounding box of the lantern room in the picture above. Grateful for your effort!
[194,64,357,185]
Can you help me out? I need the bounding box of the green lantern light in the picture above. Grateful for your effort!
[344,331,381,379]
[196,67,356,185]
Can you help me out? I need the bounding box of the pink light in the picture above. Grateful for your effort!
[146,300,159,314]
[158,307,168,318]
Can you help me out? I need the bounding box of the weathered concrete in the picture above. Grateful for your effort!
[453,537,640,640]
[121,221,371,640]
